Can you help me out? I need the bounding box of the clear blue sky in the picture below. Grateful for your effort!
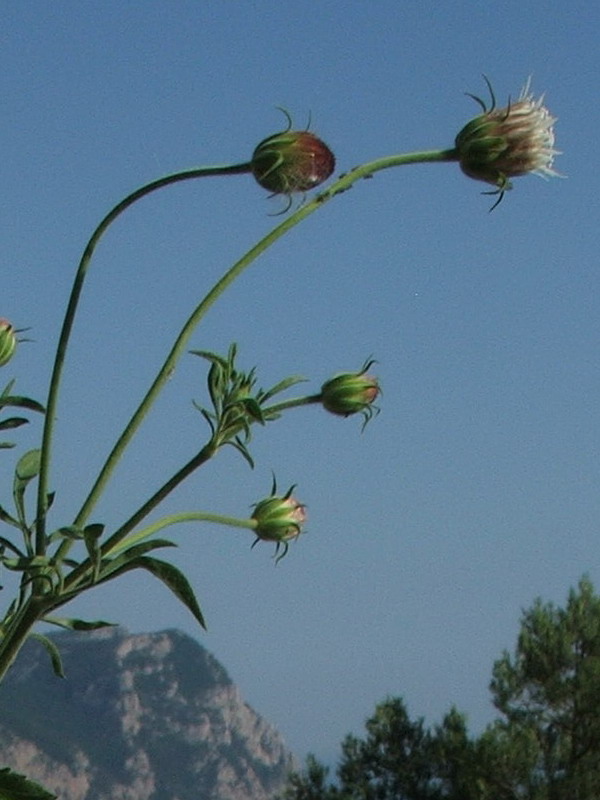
[2,1,599,765]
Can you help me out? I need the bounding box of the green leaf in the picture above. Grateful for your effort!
[0,537,25,557]
[102,537,176,566]
[1,555,52,572]
[14,450,40,481]
[237,396,265,423]
[0,394,45,414]
[42,616,116,632]
[0,417,28,431]
[0,767,56,800]
[0,503,19,528]
[13,449,41,525]
[83,523,105,582]
[1,380,16,397]
[261,374,306,403]
[46,526,85,545]
[30,633,65,678]
[228,439,255,469]
[104,556,206,629]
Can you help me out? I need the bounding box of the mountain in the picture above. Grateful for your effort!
[0,627,296,800]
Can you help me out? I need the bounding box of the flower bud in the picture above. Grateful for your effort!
[455,79,560,201]
[251,491,306,544]
[321,363,380,421]
[0,319,17,367]
[251,129,335,195]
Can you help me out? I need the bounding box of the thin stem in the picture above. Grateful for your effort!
[106,511,257,557]
[72,148,457,532]
[59,393,323,589]
[61,442,217,590]
[35,162,252,555]
[265,393,323,414]
[1,147,459,680]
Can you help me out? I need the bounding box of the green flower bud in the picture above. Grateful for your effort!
[251,129,335,195]
[455,79,560,203]
[0,319,17,367]
[321,362,380,422]
[251,491,306,544]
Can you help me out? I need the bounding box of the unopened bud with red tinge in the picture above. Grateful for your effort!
[251,129,335,196]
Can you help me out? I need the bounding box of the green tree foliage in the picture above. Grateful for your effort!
[488,575,600,800]
[281,577,600,800]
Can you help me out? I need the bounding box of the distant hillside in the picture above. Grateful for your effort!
[0,627,296,800]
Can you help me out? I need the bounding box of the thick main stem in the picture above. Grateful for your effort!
[0,597,46,683]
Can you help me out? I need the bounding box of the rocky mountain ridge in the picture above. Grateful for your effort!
[0,627,296,800]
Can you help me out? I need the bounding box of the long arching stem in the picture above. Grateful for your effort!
[35,163,252,555]
[70,148,457,532]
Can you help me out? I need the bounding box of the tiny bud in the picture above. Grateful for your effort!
[251,492,306,544]
[321,364,380,421]
[251,129,335,196]
[0,319,17,367]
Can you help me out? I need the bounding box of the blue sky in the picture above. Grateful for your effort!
[2,1,599,764]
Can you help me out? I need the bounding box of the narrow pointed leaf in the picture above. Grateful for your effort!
[2,555,52,571]
[0,537,25,557]
[1,380,16,397]
[103,556,206,629]
[46,526,85,544]
[0,396,45,414]
[261,375,306,402]
[0,503,19,528]
[13,449,41,524]
[30,633,65,678]
[0,417,28,431]
[98,539,176,579]
[228,439,255,469]
[42,616,116,632]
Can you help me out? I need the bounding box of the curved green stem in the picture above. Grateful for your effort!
[35,162,253,555]
[60,392,322,590]
[265,393,323,414]
[106,511,257,557]
[71,148,457,531]
[2,147,458,681]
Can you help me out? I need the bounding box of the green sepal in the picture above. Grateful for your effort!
[0,766,56,800]
[29,632,65,678]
